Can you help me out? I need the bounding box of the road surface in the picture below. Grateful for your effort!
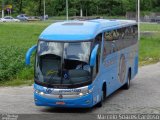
[0,63,160,119]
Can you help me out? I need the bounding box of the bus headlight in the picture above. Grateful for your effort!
[35,89,44,95]
[78,87,94,96]
[40,92,44,95]
[78,92,89,96]
[79,92,85,96]
[35,89,40,94]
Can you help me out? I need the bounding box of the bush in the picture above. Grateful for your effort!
[0,22,48,84]
[0,46,25,81]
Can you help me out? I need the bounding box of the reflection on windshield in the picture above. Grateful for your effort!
[38,42,63,57]
[64,42,91,62]
[38,41,91,63]
[35,41,92,86]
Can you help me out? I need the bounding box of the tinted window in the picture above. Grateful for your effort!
[103,25,138,58]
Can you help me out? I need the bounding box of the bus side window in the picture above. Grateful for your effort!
[123,27,129,48]
[105,31,113,41]
[122,25,138,49]
[116,28,123,50]
[112,30,120,40]
[133,25,138,44]
[129,26,134,45]
[102,25,138,61]
[104,31,114,57]
[120,27,127,49]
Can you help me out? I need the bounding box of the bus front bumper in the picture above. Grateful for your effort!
[34,92,93,108]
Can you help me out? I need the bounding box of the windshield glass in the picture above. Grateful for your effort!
[35,41,92,86]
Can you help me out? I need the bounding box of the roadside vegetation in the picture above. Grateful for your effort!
[0,22,50,86]
[0,21,160,86]
[139,23,160,65]
[1,0,160,17]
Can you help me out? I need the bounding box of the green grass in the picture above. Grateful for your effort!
[0,22,160,86]
[139,23,160,65]
[0,22,51,86]
[140,23,160,32]
[139,37,160,65]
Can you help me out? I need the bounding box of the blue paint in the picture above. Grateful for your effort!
[134,56,139,75]
[90,44,99,66]
[25,45,37,65]
[39,19,137,41]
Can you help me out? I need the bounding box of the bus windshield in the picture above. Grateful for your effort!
[35,41,92,86]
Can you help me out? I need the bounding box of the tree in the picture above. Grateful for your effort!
[38,0,42,16]
[1,0,160,17]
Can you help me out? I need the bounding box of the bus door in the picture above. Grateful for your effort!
[101,31,119,95]
[91,33,103,103]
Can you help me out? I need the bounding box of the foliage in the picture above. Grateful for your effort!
[0,0,160,17]
[0,22,50,82]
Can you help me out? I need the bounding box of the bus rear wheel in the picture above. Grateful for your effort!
[122,71,131,90]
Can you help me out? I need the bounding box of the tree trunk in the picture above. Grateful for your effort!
[39,0,42,16]
[19,0,23,13]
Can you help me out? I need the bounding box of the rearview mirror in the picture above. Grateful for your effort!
[25,45,37,65]
[90,44,99,67]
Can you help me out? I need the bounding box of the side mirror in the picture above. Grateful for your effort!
[25,45,37,65]
[90,44,99,67]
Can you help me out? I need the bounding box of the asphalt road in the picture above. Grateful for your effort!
[0,63,160,119]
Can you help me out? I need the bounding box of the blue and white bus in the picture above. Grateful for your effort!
[26,19,138,108]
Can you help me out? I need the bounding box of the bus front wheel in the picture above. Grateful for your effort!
[96,84,106,107]
[96,91,104,107]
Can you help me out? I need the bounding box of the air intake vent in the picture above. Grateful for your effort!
[62,23,83,26]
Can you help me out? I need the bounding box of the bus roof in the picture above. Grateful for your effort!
[39,19,137,42]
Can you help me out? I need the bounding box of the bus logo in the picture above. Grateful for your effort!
[59,94,63,99]
[46,88,52,94]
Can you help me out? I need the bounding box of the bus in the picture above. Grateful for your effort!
[26,19,138,108]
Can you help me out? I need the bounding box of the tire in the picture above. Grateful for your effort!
[122,71,131,90]
[96,91,104,107]
[96,83,107,107]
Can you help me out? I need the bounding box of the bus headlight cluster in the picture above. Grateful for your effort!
[78,92,88,96]
[35,89,44,95]
[78,87,94,97]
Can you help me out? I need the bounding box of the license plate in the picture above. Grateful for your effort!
[56,101,65,105]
